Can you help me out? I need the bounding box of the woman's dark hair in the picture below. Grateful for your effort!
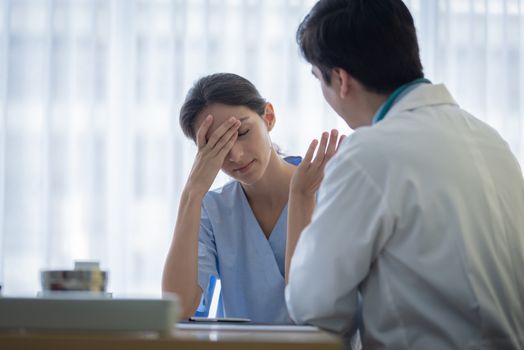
[297,0,424,93]
[180,73,267,141]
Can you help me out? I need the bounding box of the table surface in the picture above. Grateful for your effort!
[0,323,343,350]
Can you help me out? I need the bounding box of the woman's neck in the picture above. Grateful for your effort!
[242,150,295,207]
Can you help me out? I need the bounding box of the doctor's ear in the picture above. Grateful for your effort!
[262,103,276,131]
[332,68,352,99]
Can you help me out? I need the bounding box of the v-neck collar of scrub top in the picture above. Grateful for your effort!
[238,185,287,240]
[237,183,288,278]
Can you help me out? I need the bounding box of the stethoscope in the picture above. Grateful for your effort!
[372,78,432,124]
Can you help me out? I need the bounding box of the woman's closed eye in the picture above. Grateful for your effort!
[238,129,250,137]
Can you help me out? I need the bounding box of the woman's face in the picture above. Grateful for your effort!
[194,103,274,185]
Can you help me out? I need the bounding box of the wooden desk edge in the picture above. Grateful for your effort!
[0,329,343,350]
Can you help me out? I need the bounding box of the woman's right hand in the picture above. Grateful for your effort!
[185,115,241,197]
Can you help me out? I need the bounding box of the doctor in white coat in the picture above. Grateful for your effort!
[284,1,524,349]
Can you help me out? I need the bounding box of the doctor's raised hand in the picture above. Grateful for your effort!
[291,129,343,197]
[285,129,344,283]
[186,114,241,198]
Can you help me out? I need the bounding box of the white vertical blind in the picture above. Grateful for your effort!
[409,0,523,161]
[0,0,522,296]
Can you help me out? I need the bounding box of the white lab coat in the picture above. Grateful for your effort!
[286,84,524,350]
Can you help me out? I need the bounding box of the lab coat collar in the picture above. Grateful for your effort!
[385,83,459,119]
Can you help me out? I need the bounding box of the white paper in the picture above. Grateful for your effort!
[176,322,319,332]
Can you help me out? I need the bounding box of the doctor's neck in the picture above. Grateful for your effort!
[343,88,389,129]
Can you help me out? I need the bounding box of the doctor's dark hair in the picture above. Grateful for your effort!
[297,0,424,93]
[179,73,267,142]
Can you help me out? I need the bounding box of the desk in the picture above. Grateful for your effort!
[0,324,343,350]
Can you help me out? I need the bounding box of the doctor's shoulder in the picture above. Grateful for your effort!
[321,127,403,188]
[335,127,389,163]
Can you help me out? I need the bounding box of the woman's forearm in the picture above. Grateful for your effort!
[162,187,205,318]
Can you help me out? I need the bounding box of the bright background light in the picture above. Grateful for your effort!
[0,0,522,297]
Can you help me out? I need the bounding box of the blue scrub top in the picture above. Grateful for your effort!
[197,157,300,324]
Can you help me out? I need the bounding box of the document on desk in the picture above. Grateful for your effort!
[176,322,319,332]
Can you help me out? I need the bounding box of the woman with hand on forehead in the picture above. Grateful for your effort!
[162,72,343,323]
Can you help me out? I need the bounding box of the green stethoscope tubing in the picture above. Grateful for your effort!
[372,78,432,124]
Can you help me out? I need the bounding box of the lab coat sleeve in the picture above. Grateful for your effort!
[197,203,219,310]
[285,155,395,335]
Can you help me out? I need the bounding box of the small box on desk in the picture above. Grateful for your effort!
[0,295,180,333]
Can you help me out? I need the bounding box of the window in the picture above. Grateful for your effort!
[0,0,522,296]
